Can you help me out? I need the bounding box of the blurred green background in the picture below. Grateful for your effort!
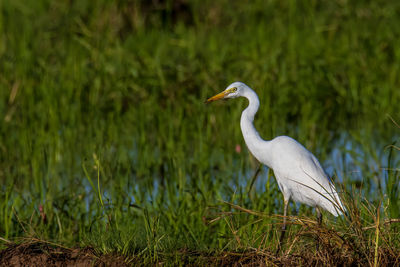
[0,0,399,258]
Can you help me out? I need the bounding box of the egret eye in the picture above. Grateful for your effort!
[230,87,237,93]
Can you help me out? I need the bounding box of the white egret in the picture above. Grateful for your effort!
[206,82,345,247]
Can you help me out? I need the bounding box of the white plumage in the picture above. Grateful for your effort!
[206,82,345,219]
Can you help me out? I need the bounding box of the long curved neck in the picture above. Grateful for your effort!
[240,88,272,166]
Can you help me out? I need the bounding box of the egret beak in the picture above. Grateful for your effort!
[205,91,227,103]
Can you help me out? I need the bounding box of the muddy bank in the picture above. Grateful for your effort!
[0,240,398,266]
[0,241,128,267]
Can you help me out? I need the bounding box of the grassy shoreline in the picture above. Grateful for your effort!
[1,0,399,265]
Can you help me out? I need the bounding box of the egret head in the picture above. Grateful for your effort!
[205,82,248,103]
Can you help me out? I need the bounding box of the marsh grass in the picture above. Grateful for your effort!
[0,0,400,265]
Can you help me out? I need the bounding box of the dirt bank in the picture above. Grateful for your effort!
[0,241,128,267]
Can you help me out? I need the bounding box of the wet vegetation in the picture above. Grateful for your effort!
[0,0,399,265]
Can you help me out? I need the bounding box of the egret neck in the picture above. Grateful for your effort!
[240,88,272,167]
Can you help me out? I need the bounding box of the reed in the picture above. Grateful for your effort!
[0,0,399,265]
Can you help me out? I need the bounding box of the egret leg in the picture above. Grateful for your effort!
[277,199,289,253]
[316,207,322,226]
[247,164,262,199]
[316,207,322,250]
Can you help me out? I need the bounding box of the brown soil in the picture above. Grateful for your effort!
[0,241,128,267]
[1,240,399,266]
[0,242,354,267]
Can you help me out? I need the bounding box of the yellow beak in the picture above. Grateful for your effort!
[205,91,227,103]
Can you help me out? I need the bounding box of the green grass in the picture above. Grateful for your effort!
[0,0,399,265]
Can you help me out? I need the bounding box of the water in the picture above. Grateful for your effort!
[80,133,398,212]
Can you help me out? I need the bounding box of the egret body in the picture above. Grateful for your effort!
[206,82,345,247]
